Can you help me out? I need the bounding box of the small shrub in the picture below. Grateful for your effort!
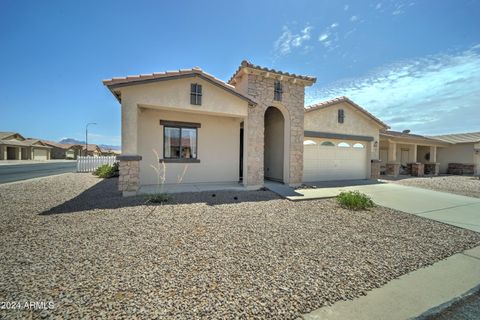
[93,163,119,178]
[337,191,375,211]
[146,193,171,204]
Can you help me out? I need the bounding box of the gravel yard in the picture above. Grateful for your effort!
[389,175,480,198]
[1,173,480,319]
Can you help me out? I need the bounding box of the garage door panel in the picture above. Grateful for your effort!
[303,139,368,182]
[33,149,48,160]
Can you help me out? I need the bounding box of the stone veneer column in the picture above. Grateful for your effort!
[117,155,142,196]
[386,162,400,177]
[410,163,425,177]
[241,73,306,187]
[370,160,381,179]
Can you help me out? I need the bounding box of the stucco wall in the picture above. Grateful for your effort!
[120,77,248,118]
[120,77,249,155]
[304,101,381,159]
[437,143,474,174]
[264,107,284,181]
[138,108,242,185]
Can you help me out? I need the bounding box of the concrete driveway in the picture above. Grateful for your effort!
[275,181,480,232]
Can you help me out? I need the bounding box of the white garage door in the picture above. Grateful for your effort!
[33,148,48,160]
[303,139,368,182]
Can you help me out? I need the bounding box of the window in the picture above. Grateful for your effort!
[338,109,345,123]
[274,80,283,101]
[353,143,365,148]
[190,83,202,105]
[338,142,351,147]
[161,121,199,161]
[321,141,335,146]
[304,140,317,145]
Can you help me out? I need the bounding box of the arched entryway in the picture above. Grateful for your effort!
[264,106,285,182]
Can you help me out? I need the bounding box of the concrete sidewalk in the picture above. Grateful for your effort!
[302,246,480,320]
[267,181,480,232]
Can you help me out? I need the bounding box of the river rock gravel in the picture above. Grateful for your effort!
[388,175,480,198]
[1,173,479,319]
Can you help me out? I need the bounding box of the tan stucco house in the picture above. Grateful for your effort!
[103,61,477,196]
[0,132,51,160]
[433,132,480,175]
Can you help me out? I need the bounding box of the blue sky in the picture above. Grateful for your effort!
[0,0,479,145]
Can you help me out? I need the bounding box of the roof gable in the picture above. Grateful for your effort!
[305,96,389,129]
[103,68,257,105]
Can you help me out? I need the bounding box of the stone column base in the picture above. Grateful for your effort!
[424,163,440,175]
[386,162,400,177]
[411,163,424,177]
[371,160,381,180]
[117,155,142,196]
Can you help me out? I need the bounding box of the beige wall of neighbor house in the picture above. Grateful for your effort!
[138,108,242,185]
[119,77,249,156]
[304,101,382,159]
[437,143,475,174]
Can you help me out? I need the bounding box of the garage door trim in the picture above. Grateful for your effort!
[304,130,374,142]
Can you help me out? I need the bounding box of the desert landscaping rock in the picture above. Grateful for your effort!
[390,175,480,198]
[1,173,480,319]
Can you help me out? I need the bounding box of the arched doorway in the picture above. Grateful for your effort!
[264,106,285,182]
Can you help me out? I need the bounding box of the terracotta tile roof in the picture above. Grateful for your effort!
[431,132,480,144]
[40,140,72,149]
[380,130,450,145]
[0,139,52,148]
[305,96,389,129]
[228,60,317,85]
[103,67,257,105]
[0,131,17,140]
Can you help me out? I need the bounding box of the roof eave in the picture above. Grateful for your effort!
[103,72,257,106]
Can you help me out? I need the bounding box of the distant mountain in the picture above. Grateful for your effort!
[59,138,84,145]
[59,138,121,150]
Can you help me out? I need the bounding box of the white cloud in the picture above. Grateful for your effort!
[318,33,329,42]
[306,45,480,135]
[344,4,349,11]
[331,22,339,28]
[274,25,313,56]
[350,15,359,22]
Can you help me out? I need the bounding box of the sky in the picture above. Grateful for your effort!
[0,0,479,146]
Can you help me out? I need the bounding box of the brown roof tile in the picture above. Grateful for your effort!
[228,60,317,85]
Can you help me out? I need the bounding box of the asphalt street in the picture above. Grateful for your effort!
[0,162,77,184]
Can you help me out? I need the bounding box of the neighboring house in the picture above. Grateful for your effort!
[40,140,83,159]
[103,60,477,196]
[81,144,103,157]
[41,140,82,160]
[100,147,121,156]
[432,132,480,175]
[0,132,52,160]
[379,130,450,176]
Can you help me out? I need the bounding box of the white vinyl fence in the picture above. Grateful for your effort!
[77,156,117,172]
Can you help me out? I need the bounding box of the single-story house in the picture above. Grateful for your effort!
[103,60,477,196]
[378,130,450,176]
[81,144,103,157]
[40,140,84,159]
[0,132,51,160]
[432,132,480,175]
